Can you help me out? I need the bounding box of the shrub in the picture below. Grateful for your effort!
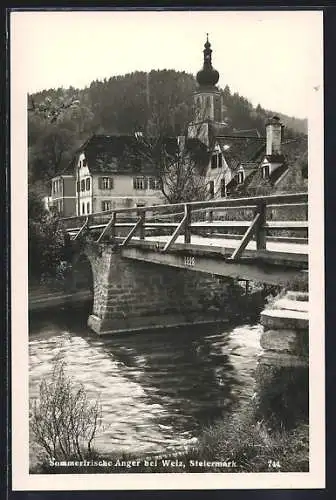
[30,360,103,462]
[189,403,309,472]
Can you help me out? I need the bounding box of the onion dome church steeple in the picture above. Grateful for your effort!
[187,34,226,146]
[196,34,220,88]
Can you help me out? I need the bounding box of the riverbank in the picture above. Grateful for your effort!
[30,402,309,474]
[29,284,92,312]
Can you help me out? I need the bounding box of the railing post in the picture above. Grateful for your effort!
[184,204,191,244]
[255,200,266,250]
[110,212,116,241]
[138,209,146,240]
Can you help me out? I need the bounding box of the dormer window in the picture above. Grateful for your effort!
[262,164,270,179]
[211,153,223,169]
[238,171,245,184]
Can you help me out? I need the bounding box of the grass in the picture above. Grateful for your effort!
[31,403,309,474]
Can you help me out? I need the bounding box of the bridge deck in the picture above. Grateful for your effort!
[140,234,308,255]
[64,193,308,284]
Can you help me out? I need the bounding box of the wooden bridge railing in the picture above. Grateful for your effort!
[60,192,308,261]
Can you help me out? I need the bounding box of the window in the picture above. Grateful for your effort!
[82,203,85,215]
[100,177,114,190]
[76,181,80,193]
[211,154,223,169]
[133,177,148,190]
[209,180,215,199]
[102,201,112,212]
[86,177,90,191]
[221,178,226,197]
[238,171,245,184]
[83,158,87,167]
[81,180,85,191]
[87,202,90,214]
[211,156,217,169]
[262,165,270,179]
[148,177,160,190]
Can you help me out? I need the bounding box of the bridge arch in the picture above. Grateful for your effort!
[72,253,94,291]
[71,251,96,314]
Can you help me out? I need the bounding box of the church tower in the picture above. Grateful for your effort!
[188,35,226,146]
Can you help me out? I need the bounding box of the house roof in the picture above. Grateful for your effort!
[60,134,208,177]
[229,135,308,196]
[215,135,266,171]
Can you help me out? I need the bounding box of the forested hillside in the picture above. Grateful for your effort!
[28,69,307,193]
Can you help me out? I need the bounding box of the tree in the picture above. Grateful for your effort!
[28,94,80,123]
[133,133,210,204]
[29,123,78,181]
[28,188,70,282]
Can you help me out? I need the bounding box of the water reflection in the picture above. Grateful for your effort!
[29,305,262,455]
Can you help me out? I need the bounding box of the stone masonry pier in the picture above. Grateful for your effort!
[256,290,309,428]
[75,242,240,335]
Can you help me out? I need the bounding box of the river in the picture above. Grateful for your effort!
[29,304,263,458]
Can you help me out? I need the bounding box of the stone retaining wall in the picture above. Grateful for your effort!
[255,291,309,429]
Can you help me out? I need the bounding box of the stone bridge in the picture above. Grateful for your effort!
[72,241,248,335]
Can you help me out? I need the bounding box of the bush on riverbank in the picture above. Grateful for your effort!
[30,360,103,463]
[29,189,72,283]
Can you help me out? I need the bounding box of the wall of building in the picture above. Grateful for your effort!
[204,146,232,199]
[50,175,76,216]
[91,174,164,213]
[63,176,76,197]
[63,198,76,217]
[76,154,92,215]
[75,150,164,215]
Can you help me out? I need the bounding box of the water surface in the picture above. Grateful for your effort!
[29,306,262,456]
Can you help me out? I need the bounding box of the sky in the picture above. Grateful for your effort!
[11,10,323,119]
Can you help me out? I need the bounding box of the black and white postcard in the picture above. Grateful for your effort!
[10,8,324,491]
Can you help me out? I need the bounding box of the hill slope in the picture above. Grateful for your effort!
[28,69,307,187]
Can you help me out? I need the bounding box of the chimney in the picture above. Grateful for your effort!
[266,116,283,156]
